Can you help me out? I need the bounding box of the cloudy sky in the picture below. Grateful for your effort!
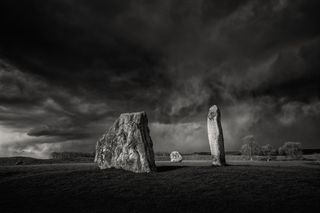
[0,0,319,158]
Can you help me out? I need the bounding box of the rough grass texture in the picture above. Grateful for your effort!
[0,162,320,213]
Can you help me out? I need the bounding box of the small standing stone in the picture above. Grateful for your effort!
[170,151,183,163]
[95,111,157,173]
[207,105,226,166]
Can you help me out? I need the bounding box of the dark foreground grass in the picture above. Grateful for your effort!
[0,163,319,213]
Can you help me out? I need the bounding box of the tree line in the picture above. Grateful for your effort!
[51,152,95,160]
[240,135,303,160]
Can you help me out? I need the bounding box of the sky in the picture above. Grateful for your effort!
[0,0,319,158]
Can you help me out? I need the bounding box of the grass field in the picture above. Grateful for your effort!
[0,160,320,213]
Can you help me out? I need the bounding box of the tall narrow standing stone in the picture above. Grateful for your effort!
[207,105,226,166]
[95,111,157,173]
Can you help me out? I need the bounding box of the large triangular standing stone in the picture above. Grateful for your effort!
[95,111,157,173]
[207,105,226,166]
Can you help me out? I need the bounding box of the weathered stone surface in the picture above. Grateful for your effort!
[207,105,226,166]
[95,111,156,173]
[170,151,183,163]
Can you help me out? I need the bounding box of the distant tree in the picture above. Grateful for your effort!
[278,142,302,159]
[240,135,261,160]
[278,147,285,156]
[261,144,276,156]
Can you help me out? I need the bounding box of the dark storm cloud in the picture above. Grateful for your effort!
[0,0,320,157]
[0,59,117,157]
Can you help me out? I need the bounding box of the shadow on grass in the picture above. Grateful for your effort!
[156,166,187,172]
